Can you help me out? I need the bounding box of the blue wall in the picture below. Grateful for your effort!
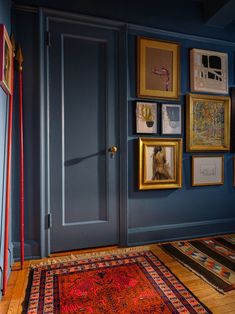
[12,1,235,259]
[128,29,235,245]
[0,0,12,296]
[11,9,40,259]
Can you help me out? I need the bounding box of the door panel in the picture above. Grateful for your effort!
[48,20,119,252]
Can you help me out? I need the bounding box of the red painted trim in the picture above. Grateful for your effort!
[19,71,25,269]
[2,54,14,296]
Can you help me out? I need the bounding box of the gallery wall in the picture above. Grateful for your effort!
[127,28,235,245]
[0,0,12,296]
[11,0,235,259]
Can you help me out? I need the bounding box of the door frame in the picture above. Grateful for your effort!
[38,8,128,257]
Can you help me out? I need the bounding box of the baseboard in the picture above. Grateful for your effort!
[128,218,235,246]
[12,240,40,260]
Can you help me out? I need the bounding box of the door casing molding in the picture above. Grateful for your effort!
[39,8,128,257]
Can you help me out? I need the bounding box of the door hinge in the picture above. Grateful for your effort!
[47,213,52,229]
[46,31,51,47]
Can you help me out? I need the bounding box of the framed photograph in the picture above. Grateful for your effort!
[0,24,13,94]
[137,37,180,100]
[190,48,228,94]
[139,137,182,190]
[136,102,157,133]
[186,93,231,152]
[192,156,224,186]
[161,104,181,134]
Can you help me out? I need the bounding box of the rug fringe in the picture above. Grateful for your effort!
[30,245,151,268]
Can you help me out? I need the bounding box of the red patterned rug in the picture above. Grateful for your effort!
[161,234,235,293]
[24,249,211,313]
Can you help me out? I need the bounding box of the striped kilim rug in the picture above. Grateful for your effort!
[161,234,235,293]
[24,248,211,313]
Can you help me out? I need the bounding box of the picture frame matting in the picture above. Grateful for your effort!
[161,104,182,135]
[137,37,180,100]
[192,155,224,186]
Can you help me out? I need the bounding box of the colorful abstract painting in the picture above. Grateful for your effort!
[186,94,230,151]
[192,100,224,146]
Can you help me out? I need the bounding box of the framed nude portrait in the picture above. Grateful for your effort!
[139,137,182,190]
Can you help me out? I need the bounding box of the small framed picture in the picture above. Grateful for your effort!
[186,93,231,152]
[139,137,182,190]
[192,156,224,186]
[0,24,13,94]
[137,37,180,100]
[161,104,181,134]
[136,102,157,133]
[190,48,228,94]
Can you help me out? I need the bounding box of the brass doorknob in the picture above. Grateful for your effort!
[109,146,118,153]
[109,146,118,158]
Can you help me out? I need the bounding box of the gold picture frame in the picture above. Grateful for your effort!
[139,137,182,190]
[0,24,13,95]
[186,93,231,152]
[137,37,180,100]
[192,156,224,186]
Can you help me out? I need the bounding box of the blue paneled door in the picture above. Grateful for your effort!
[48,19,120,252]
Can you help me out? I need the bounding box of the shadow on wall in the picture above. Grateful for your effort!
[65,150,106,166]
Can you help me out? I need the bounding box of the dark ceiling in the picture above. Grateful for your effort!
[13,0,235,28]
[201,0,235,28]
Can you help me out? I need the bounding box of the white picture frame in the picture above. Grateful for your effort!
[161,104,181,134]
[136,102,157,134]
[190,48,228,94]
[192,156,224,186]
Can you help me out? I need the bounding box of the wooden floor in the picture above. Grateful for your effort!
[0,244,235,314]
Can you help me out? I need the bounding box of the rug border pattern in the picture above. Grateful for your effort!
[23,250,212,314]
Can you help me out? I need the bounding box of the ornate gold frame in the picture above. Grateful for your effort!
[139,138,182,190]
[186,93,231,152]
[137,37,180,100]
[192,156,224,186]
[0,24,13,95]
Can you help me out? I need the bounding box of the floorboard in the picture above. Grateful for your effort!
[0,243,234,313]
